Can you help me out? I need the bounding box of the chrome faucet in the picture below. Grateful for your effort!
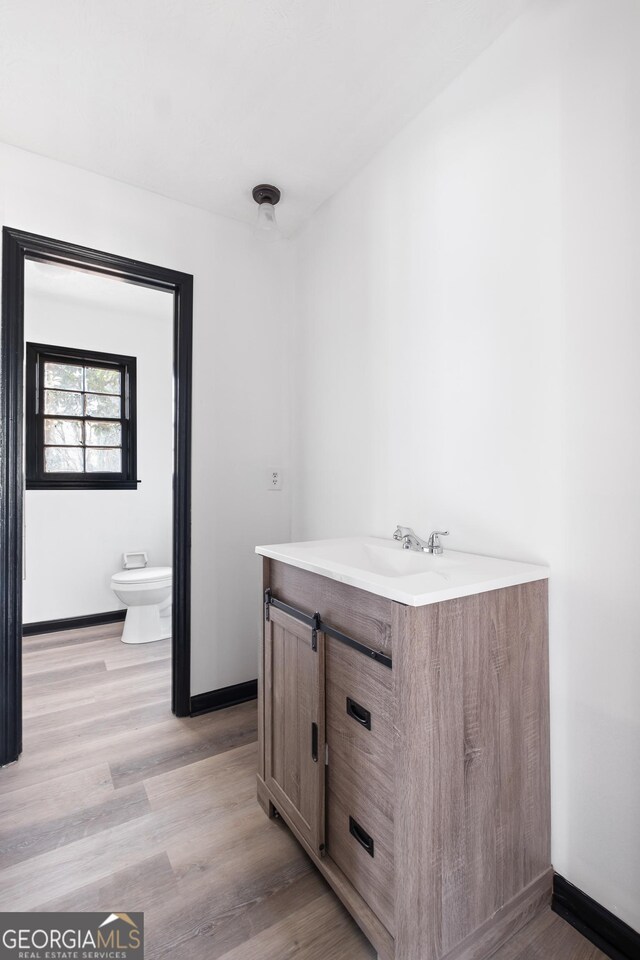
[393,525,449,555]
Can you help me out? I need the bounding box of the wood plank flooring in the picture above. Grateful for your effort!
[0,622,606,960]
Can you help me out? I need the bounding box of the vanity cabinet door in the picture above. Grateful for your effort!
[264,605,325,855]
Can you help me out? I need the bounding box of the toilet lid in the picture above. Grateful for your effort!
[112,565,172,585]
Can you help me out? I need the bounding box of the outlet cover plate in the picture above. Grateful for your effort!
[268,468,282,491]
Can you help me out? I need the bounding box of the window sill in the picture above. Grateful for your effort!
[26,479,140,491]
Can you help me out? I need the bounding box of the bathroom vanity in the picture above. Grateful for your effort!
[255,537,551,960]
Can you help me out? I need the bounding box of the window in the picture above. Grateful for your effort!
[26,343,137,490]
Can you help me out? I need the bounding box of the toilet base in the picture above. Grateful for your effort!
[121,603,172,644]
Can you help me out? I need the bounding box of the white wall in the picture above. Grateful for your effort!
[23,263,173,622]
[0,140,293,694]
[292,0,640,931]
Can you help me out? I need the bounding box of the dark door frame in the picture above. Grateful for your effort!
[1,227,193,765]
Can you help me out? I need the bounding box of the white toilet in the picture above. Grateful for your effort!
[111,552,172,644]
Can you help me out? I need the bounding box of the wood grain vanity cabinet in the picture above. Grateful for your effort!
[257,557,551,960]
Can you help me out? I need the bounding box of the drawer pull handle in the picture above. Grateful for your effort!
[346,696,371,730]
[349,816,375,857]
[311,722,318,762]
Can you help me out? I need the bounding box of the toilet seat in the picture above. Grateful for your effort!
[111,566,172,586]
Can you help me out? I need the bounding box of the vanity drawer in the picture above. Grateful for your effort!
[269,559,393,656]
[326,636,395,802]
[326,637,395,933]
[327,751,395,935]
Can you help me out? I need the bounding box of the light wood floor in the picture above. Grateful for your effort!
[0,623,607,960]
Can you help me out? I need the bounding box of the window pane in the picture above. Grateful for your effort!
[86,448,121,473]
[85,393,121,418]
[44,390,83,416]
[85,420,121,446]
[44,361,83,390]
[85,366,121,395]
[44,447,84,473]
[44,418,83,446]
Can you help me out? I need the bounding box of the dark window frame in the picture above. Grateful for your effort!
[25,342,138,490]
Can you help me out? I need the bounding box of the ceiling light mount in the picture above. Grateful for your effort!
[252,184,282,241]
[252,184,281,206]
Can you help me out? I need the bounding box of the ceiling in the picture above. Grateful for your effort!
[0,0,530,234]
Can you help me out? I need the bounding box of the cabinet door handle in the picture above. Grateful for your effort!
[311,722,318,762]
[346,696,371,730]
[349,816,375,857]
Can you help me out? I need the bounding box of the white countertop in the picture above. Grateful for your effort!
[255,536,548,607]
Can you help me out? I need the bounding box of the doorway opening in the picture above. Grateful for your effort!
[1,228,193,765]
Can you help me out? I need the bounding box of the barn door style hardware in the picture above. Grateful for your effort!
[264,589,321,650]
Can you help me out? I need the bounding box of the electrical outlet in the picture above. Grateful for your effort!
[268,468,283,491]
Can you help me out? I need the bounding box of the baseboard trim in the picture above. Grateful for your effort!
[190,679,258,716]
[23,609,126,637]
[552,874,640,960]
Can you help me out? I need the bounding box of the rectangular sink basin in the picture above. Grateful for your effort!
[296,538,464,578]
[256,536,548,606]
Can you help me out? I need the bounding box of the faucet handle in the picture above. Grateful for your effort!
[428,530,449,555]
